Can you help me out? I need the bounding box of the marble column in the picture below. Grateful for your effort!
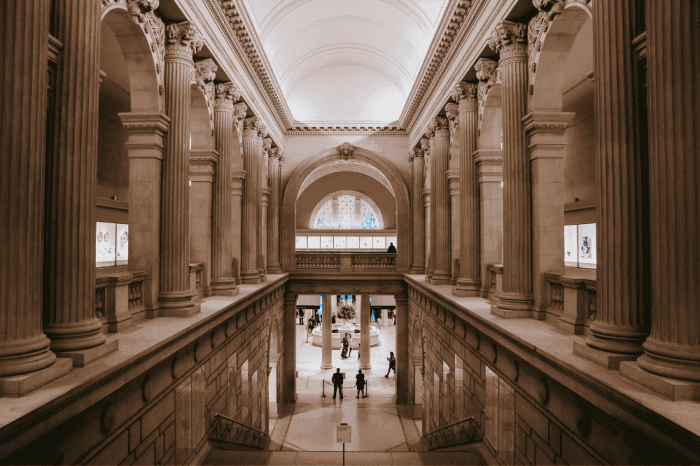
[321,294,333,370]
[241,117,263,284]
[487,21,534,316]
[157,21,203,316]
[585,0,648,354]
[426,117,451,284]
[0,0,58,377]
[410,149,426,273]
[637,1,700,381]
[283,293,298,403]
[260,137,272,278]
[360,295,371,369]
[267,148,283,273]
[43,0,106,352]
[230,103,247,283]
[395,293,409,404]
[210,83,240,296]
[452,83,481,296]
[421,138,433,279]
[445,103,461,285]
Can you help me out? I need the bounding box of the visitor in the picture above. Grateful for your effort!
[356,370,366,398]
[385,351,396,377]
[298,308,304,325]
[387,242,396,253]
[331,313,336,324]
[341,334,348,359]
[357,342,361,361]
[306,318,315,343]
[332,368,344,399]
[347,333,353,357]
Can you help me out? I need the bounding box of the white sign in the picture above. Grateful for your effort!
[337,424,352,443]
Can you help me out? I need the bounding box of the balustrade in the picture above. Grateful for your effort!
[94,272,148,332]
[294,252,398,273]
[422,417,480,450]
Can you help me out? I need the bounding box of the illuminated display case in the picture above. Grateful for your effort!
[360,237,372,249]
[96,222,117,268]
[116,223,129,266]
[296,236,308,249]
[564,223,596,269]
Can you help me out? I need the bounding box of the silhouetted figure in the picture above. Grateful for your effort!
[387,242,396,253]
[332,368,344,399]
[385,351,396,377]
[356,370,366,398]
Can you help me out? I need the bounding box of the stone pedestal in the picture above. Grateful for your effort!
[558,276,589,335]
[158,21,203,316]
[44,0,107,352]
[283,293,298,403]
[523,112,574,318]
[488,21,535,316]
[586,0,648,355]
[409,149,426,274]
[637,1,700,382]
[102,273,134,333]
[452,83,481,296]
[0,0,59,378]
[426,118,451,284]
[395,294,409,404]
[360,295,371,370]
[321,294,333,370]
[267,148,283,273]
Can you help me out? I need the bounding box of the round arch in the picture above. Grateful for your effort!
[190,85,214,151]
[479,81,502,150]
[308,190,385,230]
[282,147,411,272]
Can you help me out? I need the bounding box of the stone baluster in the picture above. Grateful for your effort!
[637,1,700,381]
[0,0,62,382]
[157,21,203,317]
[43,0,110,356]
[241,117,263,284]
[410,149,426,274]
[360,295,371,369]
[210,82,240,296]
[452,83,481,296]
[267,148,283,273]
[394,293,409,403]
[584,0,648,356]
[321,294,333,370]
[260,137,271,279]
[426,117,451,284]
[421,138,432,278]
[487,21,534,316]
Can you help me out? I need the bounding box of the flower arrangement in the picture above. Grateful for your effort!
[337,302,356,320]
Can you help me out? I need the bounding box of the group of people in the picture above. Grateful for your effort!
[330,352,396,399]
[340,332,357,359]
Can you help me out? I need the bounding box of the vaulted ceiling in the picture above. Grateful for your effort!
[240,0,448,124]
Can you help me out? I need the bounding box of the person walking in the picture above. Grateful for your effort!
[347,332,353,358]
[306,318,315,343]
[385,352,396,377]
[356,369,366,398]
[332,368,344,399]
[357,342,361,361]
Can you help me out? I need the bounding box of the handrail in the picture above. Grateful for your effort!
[422,416,480,451]
[214,413,268,437]
[211,413,269,450]
[424,416,475,435]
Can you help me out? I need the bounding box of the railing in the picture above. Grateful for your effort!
[487,264,503,303]
[295,252,398,273]
[321,378,368,397]
[545,272,565,315]
[128,271,147,312]
[352,253,396,268]
[422,416,480,451]
[94,271,149,329]
[296,253,340,268]
[211,413,269,450]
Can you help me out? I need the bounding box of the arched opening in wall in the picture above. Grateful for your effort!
[268,323,280,422]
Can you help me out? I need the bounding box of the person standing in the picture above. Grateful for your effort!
[306,318,315,343]
[347,332,353,358]
[357,342,361,361]
[298,308,304,325]
[356,369,366,398]
[386,242,397,253]
[341,334,349,359]
[385,351,396,377]
[332,368,344,399]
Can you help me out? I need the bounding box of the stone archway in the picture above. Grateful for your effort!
[282,147,411,272]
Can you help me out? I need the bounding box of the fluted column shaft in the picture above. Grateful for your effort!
[454,84,481,296]
[637,1,700,380]
[321,294,333,370]
[210,85,237,295]
[240,121,260,283]
[360,295,371,369]
[267,151,283,273]
[0,0,57,375]
[43,0,106,351]
[428,119,451,284]
[410,152,426,273]
[586,0,648,353]
[489,22,534,313]
[257,136,267,280]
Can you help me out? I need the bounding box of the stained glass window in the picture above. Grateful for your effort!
[360,201,378,229]
[337,195,356,229]
[315,201,333,229]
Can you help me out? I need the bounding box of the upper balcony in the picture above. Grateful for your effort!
[295,251,398,276]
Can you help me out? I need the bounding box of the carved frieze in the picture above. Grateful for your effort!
[487,20,528,58]
[165,21,204,60]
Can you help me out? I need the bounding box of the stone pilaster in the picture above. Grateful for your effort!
[283,293,298,403]
[43,0,107,351]
[230,103,247,283]
[421,138,433,279]
[426,117,451,285]
[409,149,426,274]
[321,294,333,370]
[210,82,240,296]
[241,117,263,284]
[394,293,409,404]
[267,148,283,273]
[0,0,58,377]
[452,83,481,296]
[488,20,534,316]
[445,103,461,284]
[585,0,648,354]
[259,137,271,279]
[158,21,203,316]
[637,1,700,381]
[360,295,371,369]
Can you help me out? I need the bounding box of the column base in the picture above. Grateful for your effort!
[44,319,107,353]
[491,291,534,318]
[452,279,481,297]
[267,265,283,274]
[359,363,372,370]
[0,335,57,377]
[240,271,261,284]
[209,278,239,297]
[56,338,119,368]
[573,341,638,370]
[159,291,199,317]
[621,360,700,401]
[320,363,333,370]
[586,321,646,355]
[429,271,451,285]
[409,266,426,274]
[637,342,700,383]
[0,358,72,397]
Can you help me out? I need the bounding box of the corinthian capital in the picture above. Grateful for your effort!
[533,0,565,21]
[475,58,498,83]
[263,137,272,157]
[269,147,283,160]
[165,21,204,59]
[445,103,460,141]
[425,116,448,138]
[420,137,430,158]
[451,82,478,106]
[127,0,159,22]
[214,82,241,110]
[409,148,424,163]
[487,20,528,58]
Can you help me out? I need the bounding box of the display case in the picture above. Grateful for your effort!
[373,236,386,249]
[564,225,578,267]
[96,222,117,267]
[321,236,333,249]
[333,236,347,249]
[308,236,321,249]
[564,223,596,269]
[116,223,129,266]
[296,236,308,249]
[360,237,372,249]
[347,236,360,249]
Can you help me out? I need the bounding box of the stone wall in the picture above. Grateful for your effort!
[1,285,285,465]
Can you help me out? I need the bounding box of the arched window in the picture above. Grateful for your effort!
[313,194,381,229]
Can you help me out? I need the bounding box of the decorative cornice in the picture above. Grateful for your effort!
[487,20,528,59]
[194,59,217,127]
[165,21,204,60]
[337,142,355,161]
[425,116,449,139]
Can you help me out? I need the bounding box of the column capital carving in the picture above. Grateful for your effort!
[445,103,460,142]
[165,21,204,60]
[475,58,498,83]
[488,20,528,59]
[409,148,424,163]
[452,82,478,108]
[263,137,272,157]
[244,116,267,138]
[194,59,217,126]
[420,137,430,158]
[424,116,448,139]
[214,82,241,111]
[269,147,283,161]
[125,0,165,95]
[533,0,565,21]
